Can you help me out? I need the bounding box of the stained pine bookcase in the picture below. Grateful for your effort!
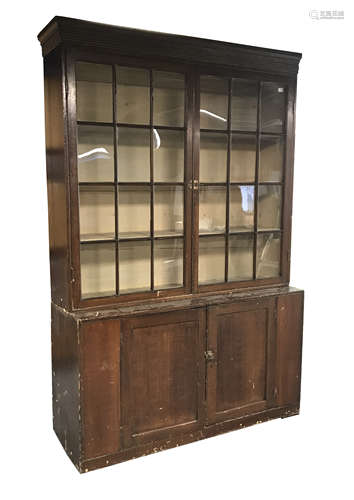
[38,16,303,472]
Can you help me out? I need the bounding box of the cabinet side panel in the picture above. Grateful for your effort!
[51,304,80,467]
[276,292,304,407]
[44,49,70,308]
[80,319,120,459]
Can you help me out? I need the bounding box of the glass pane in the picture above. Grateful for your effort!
[116,66,150,125]
[154,129,184,182]
[259,136,284,182]
[76,62,112,122]
[154,186,184,237]
[231,79,258,131]
[118,185,150,238]
[199,236,225,284]
[79,185,115,241]
[230,134,256,182]
[228,234,254,281]
[119,240,151,293]
[154,239,183,289]
[258,185,282,230]
[261,83,286,133]
[230,186,254,232]
[153,71,184,126]
[77,125,114,182]
[199,186,226,234]
[200,76,228,130]
[257,232,281,278]
[80,242,115,298]
[117,127,150,182]
[200,132,227,183]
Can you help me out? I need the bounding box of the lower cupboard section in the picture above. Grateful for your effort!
[51,288,304,473]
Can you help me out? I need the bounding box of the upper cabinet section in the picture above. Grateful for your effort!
[38,17,301,309]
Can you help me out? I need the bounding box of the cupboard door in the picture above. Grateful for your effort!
[121,309,205,447]
[206,298,276,423]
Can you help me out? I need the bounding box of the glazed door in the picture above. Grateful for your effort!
[71,57,194,307]
[120,309,205,447]
[206,297,277,423]
[194,74,292,292]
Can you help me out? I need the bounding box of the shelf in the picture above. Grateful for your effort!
[199,229,225,236]
[81,232,115,243]
[119,286,151,295]
[198,278,225,286]
[155,283,183,291]
[82,290,116,300]
[229,226,254,234]
[118,231,150,240]
[257,228,282,233]
[154,230,183,238]
[79,182,115,187]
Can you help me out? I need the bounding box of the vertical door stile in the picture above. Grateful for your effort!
[191,70,200,292]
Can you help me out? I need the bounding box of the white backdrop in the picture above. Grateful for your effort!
[1,1,353,498]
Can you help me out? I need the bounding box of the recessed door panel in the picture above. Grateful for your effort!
[121,309,205,446]
[206,298,276,423]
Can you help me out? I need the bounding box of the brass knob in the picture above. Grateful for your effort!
[205,350,216,362]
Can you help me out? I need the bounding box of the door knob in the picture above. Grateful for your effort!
[205,350,216,362]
